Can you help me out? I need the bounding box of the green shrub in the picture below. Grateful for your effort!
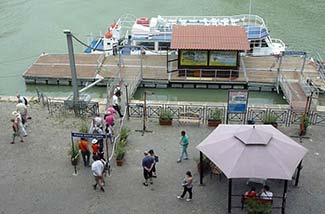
[263,112,277,124]
[120,127,130,142]
[159,109,173,120]
[79,121,89,133]
[115,139,126,160]
[209,109,222,121]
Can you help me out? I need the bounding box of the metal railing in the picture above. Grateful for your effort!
[168,68,241,81]
[128,101,325,126]
[278,73,293,106]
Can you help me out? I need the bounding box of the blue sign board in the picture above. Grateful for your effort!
[228,90,249,113]
[282,51,306,56]
[71,132,111,139]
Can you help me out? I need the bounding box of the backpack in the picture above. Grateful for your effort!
[23,97,28,106]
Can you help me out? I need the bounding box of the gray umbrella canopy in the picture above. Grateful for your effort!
[196,125,308,180]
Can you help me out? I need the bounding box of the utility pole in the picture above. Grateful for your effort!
[64,29,79,115]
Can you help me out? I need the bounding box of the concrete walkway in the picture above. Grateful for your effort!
[0,101,324,214]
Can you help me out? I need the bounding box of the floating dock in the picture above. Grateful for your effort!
[23,54,322,111]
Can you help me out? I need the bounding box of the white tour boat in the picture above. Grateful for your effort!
[85,14,286,56]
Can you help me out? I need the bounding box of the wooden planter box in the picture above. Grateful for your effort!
[208,120,221,127]
[159,119,172,126]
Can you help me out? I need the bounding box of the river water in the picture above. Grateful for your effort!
[1,0,325,97]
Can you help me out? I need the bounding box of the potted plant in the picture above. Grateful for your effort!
[159,109,173,125]
[263,112,278,128]
[208,109,222,127]
[119,126,130,142]
[69,142,80,166]
[115,139,126,166]
[246,198,272,214]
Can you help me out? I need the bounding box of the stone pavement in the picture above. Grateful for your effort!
[0,101,325,214]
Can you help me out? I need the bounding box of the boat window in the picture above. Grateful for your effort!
[137,42,155,50]
[107,43,111,46]
[158,42,170,51]
[261,40,268,47]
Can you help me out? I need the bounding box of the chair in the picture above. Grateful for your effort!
[210,162,222,181]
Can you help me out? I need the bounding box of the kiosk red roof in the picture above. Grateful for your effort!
[170,25,250,51]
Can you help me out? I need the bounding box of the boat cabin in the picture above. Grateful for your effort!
[169,25,250,78]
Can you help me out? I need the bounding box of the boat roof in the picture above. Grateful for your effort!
[170,25,250,51]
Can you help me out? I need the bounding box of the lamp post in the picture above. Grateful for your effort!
[135,91,153,136]
[64,29,79,116]
[125,83,130,120]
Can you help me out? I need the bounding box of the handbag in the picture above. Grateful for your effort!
[154,155,159,162]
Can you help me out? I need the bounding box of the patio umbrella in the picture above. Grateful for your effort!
[196,124,307,180]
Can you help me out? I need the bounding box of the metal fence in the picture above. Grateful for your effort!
[128,102,325,126]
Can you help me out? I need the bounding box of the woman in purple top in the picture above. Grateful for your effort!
[177,171,193,201]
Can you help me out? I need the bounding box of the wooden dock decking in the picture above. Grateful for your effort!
[23,54,322,111]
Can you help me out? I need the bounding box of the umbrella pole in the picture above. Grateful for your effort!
[281,180,288,214]
[228,179,232,213]
[295,161,303,186]
[200,151,203,185]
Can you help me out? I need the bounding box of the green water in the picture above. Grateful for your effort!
[133,88,288,105]
[1,0,325,96]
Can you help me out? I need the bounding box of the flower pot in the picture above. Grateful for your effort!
[208,120,221,127]
[159,119,172,126]
[116,158,124,166]
[71,157,79,166]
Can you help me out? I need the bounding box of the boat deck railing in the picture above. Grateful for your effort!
[156,14,266,29]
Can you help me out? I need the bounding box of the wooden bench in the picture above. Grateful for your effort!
[178,112,201,126]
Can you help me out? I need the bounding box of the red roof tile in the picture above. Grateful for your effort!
[170,25,250,51]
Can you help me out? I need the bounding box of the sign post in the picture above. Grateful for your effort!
[227,90,249,124]
[70,132,111,176]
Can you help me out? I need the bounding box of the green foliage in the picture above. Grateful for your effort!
[159,109,173,120]
[115,127,129,160]
[263,112,277,124]
[120,127,130,142]
[301,114,310,129]
[79,120,89,133]
[246,198,272,213]
[209,109,222,121]
[115,139,126,160]
[68,142,80,160]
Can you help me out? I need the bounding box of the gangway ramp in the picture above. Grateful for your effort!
[278,72,311,111]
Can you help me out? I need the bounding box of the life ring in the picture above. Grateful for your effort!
[104,31,112,39]
[136,17,149,25]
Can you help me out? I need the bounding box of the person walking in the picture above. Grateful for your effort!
[112,87,123,118]
[16,101,27,126]
[10,119,23,144]
[16,94,28,106]
[142,151,154,186]
[91,139,100,160]
[12,111,27,137]
[91,157,106,192]
[148,149,158,178]
[177,130,189,163]
[104,111,115,135]
[177,171,193,201]
[78,138,90,167]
